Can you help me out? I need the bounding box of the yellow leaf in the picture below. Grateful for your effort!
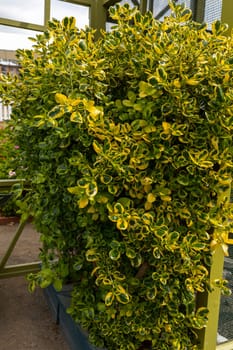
[144,125,156,133]
[145,201,152,210]
[147,193,156,203]
[105,292,115,307]
[137,162,149,170]
[47,117,58,127]
[161,195,172,202]
[173,79,181,88]
[78,197,89,208]
[116,218,128,230]
[93,140,102,154]
[91,266,100,277]
[55,93,68,105]
[162,121,171,134]
[85,101,102,119]
[136,192,144,199]
[70,111,83,123]
[186,78,200,86]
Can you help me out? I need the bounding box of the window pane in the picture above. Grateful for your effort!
[51,0,89,28]
[152,0,191,20]
[204,0,222,29]
[0,0,44,25]
[0,25,40,50]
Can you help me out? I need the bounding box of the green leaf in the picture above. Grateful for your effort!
[126,248,136,259]
[116,292,130,304]
[109,249,121,260]
[146,287,157,300]
[105,292,115,306]
[85,249,99,262]
[70,111,83,123]
[53,279,63,291]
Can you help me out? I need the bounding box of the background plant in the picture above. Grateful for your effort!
[0,122,20,216]
[1,3,233,349]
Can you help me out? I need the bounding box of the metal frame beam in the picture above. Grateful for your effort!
[0,262,41,279]
[192,0,206,22]
[59,0,91,5]
[221,0,233,33]
[0,0,51,32]
[102,0,120,7]
[196,245,225,350]
[90,0,107,38]
[0,179,41,279]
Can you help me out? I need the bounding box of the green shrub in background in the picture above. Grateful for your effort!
[1,3,233,349]
[0,123,18,179]
[0,122,20,216]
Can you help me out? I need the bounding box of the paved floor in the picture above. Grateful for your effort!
[0,222,69,350]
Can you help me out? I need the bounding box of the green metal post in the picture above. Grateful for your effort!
[90,0,107,38]
[44,0,51,27]
[102,0,120,7]
[221,0,233,33]
[0,262,41,279]
[196,245,225,350]
[140,0,148,15]
[192,0,206,23]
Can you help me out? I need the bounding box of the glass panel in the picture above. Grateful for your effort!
[51,0,89,28]
[0,0,44,25]
[204,0,222,30]
[0,25,40,50]
[118,0,138,6]
[217,243,233,344]
[152,0,191,20]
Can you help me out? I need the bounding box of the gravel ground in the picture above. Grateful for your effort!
[0,222,69,350]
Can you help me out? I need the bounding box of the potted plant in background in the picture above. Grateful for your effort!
[1,2,233,349]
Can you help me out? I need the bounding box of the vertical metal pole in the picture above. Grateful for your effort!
[192,0,206,22]
[197,186,231,349]
[221,0,233,33]
[90,0,107,39]
[140,0,148,15]
[44,0,51,27]
[148,0,153,13]
[190,0,197,15]
[196,245,225,350]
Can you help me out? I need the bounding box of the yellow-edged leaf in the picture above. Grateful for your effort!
[78,197,89,208]
[55,93,68,104]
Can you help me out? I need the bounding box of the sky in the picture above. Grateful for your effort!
[0,0,89,50]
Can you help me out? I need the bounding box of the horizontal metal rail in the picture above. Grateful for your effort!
[0,262,41,279]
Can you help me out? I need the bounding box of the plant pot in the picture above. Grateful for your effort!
[0,215,20,225]
[44,285,100,350]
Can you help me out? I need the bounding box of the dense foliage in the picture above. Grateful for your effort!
[0,123,18,179]
[1,3,233,349]
[0,122,20,216]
